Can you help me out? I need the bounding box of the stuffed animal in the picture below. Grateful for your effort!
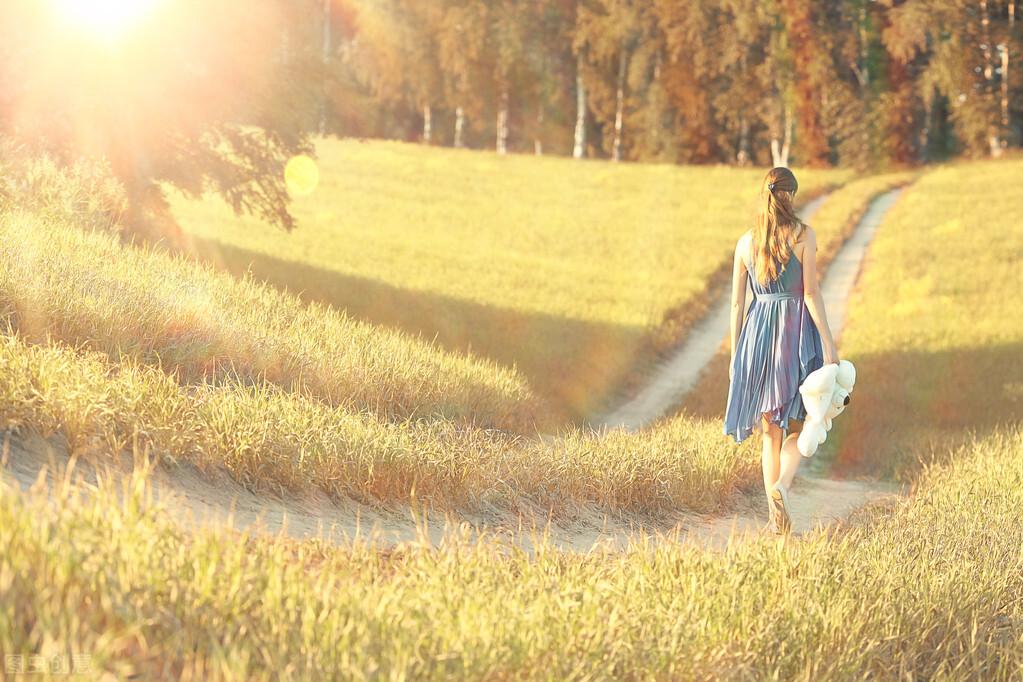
[796,360,856,457]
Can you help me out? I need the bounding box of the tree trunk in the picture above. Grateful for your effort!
[422,105,432,144]
[782,0,829,166]
[771,106,792,166]
[736,53,751,165]
[886,49,917,163]
[534,103,544,155]
[454,106,466,148]
[858,2,871,164]
[1002,1,1015,147]
[612,46,628,162]
[496,88,509,154]
[981,0,1003,156]
[319,0,331,136]
[737,116,751,165]
[573,58,587,159]
[920,94,932,162]
[649,49,663,155]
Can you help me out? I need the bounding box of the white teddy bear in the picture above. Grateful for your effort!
[796,359,856,457]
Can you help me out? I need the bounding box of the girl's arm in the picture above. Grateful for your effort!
[800,228,839,364]
[729,237,749,377]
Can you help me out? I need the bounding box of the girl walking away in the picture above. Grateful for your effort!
[723,167,839,534]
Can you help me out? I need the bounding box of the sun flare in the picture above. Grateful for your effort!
[51,0,159,40]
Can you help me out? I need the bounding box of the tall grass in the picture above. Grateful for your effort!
[171,139,850,417]
[2,154,1022,678]
[0,329,757,514]
[0,173,774,513]
[0,210,543,432]
[3,427,1021,679]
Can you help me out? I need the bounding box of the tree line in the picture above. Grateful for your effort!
[321,0,1020,168]
[2,0,1017,234]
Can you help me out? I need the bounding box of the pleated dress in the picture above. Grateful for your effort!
[723,242,824,443]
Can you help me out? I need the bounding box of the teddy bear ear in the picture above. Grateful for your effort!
[837,360,856,390]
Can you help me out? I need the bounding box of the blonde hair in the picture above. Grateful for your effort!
[752,167,806,286]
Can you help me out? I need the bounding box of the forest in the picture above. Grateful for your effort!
[318,0,1019,168]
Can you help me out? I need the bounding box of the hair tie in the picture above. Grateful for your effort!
[768,182,776,191]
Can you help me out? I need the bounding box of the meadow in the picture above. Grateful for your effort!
[830,159,1023,477]
[170,139,850,419]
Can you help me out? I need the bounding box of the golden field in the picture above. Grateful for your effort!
[1,152,1021,678]
[4,426,1020,679]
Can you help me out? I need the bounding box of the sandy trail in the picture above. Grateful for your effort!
[2,431,902,552]
[1,190,907,551]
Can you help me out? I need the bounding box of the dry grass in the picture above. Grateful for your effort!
[0,329,758,514]
[0,211,544,432]
[0,201,758,514]
[2,151,1022,679]
[3,427,1020,679]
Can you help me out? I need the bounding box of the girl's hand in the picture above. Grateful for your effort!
[823,344,839,365]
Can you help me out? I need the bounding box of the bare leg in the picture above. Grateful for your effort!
[761,416,783,501]
[778,431,802,490]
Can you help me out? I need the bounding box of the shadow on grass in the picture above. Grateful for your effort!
[182,235,645,423]
[676,341,1023,480]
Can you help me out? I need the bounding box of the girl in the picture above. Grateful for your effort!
[723,167,839,534]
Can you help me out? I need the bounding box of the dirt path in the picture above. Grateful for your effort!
[2,431,902,552]
[1,190,907,551]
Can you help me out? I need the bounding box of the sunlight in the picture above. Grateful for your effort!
[285,155,320,197]
[51,0,160,40]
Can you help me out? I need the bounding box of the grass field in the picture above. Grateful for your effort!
[170,139,850,419]
[4,155,1022,678]
[830,160,1023,477]
[5,427,1021,679]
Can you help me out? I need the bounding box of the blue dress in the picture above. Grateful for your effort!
[723,242,824,443]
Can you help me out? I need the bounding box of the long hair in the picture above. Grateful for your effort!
[752,167,806,286]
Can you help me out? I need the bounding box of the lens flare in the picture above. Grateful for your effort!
[285,155,320,197]
[51,0,160,39]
